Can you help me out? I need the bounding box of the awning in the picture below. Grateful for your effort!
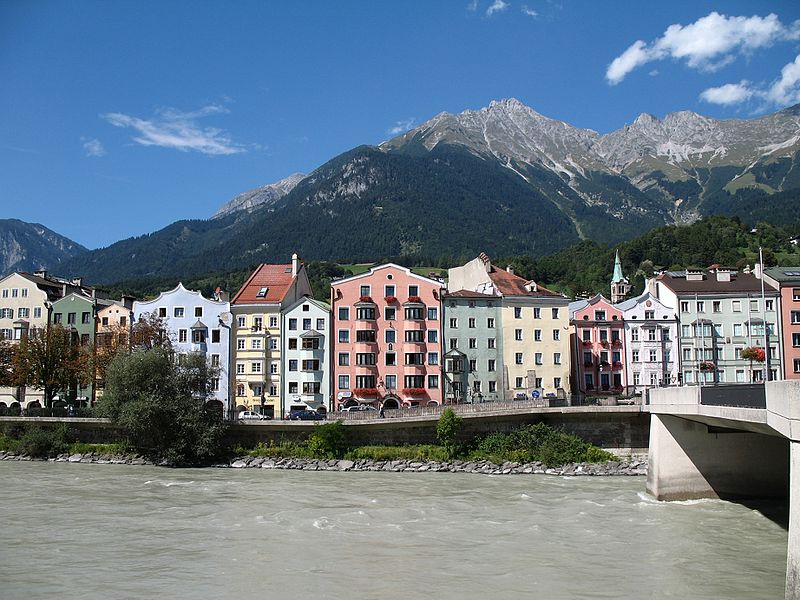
[190,319,207,330]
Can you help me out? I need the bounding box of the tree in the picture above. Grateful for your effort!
[13,326,90,407]
[130,312,172,351]
[437,408,463,459]
[97,347,226,464]
[0,339,15,388]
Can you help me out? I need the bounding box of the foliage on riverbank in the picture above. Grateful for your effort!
[0,424,131,458]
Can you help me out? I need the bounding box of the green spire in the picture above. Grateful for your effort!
[611,250,626,284]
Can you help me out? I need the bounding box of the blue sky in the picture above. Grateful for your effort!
[3,1,800,249]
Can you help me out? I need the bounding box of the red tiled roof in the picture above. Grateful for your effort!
[231,264,297,304]
[488,267,562,297]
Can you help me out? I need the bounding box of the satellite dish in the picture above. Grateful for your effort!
[219,312,232,325]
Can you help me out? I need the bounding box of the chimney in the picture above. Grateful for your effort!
[753,263,762,280]
[292,253,299,277]
[34,269,48,279]
[686,269,704,282]
[214,287,230,303]
[121,294,135,310]
[506,265,515,275]
[478,252,491,272]
[71,277,82,287]
[716,268,732,283]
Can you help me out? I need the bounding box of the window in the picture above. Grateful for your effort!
[360,285,371,297]
[449,317,458,328]
[338,307,350,320]
[67,312,76,325]
[252,338,262,350]
[253,316,263,330]
[514,307,522,319]
[795,359,800,373]
[427,307,438,320]
[733,323,743,336]
[237,316,246,328]
[357,329,377,342]
[428,375,439,389]
[192,329,206,344]
[174,307,184,318]
[712,301,721,313]
[488,359,496,372]
[469,338,477,349]
[338,330,350,343]
[339,353,350,366]
[316,318,325,331]
[385,307,396,320]
[793,333,800,347]
[251,362,262,373]
[289,318,297,330]
[488,381,497,393]
[648,328,657,341]
[736,370,745,383]
[428,352,438,365]
[554,377,561,389]
[270,363,278,374]
[487,318,495,328]
[632,350,639,362]
[404,307,423,320]
[515,352,524,364]
[404,375,424,388]
[515,377,524,388]
[552,329,560,341]
[269,338,277,350]
[385,285,395,297]
[533,307,541,319]
[269,316,278,328]
[302,304,310,312]
[338,375,350,390]
[552,308,559,319]
[211,354,220,367]
[288,382,298,394]
[357,353,377,365]
[487,338,496,349]
[385,375,397,389]
[405,353,424,365]
[644,310,655,320]
[766,299,774,311]
[81,312,91,324]
[750,299,759,311]
[179,329,188,343]
[408,285,419,297]
[385,352,396,366]
[792,311,800,325]
[33,307,41,319]
[303,318,312,330]
[732,300,741,313]
[427,329,437,343]
[649,349,657,362]
[680,301,689,313]
[515,329,523,341]
[468,317,476,328]
[794,289,800,302]
[535,352,543,365]
[385,329,396,343]
[696,301,705,313]
[21,289,27,298]
[288,338,298,350]
[101,316,109,326]
[269,385,277,396]
[237,384,245,397]
[554,352,561,365]
[302,360,320,372]
[535,377,543,388]
[595,310,606,321]
[237,338,245,350]
[469,359,477,372]
[193,306,203,318]
[158,307,167,318]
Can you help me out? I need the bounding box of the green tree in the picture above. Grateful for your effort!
[13,326,90,407]
[97,347,226,465]
[436,408,463,459]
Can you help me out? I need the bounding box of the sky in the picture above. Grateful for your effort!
[3,1,800,250]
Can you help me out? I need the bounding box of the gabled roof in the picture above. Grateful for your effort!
[282,295,330,314]
[300,329,324,338]
[232,264,299,304]
[135,283,228,307]
[331,263,443,287]
[487,267,562,298]
[764,267,800,283]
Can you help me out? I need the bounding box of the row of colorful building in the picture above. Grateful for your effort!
[0,251,797,418]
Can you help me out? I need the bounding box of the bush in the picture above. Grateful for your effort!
[437,408,463,459]
[306,421,348,459]
[345,445,449,462]
[239,441,313,459]
[18,424,73,458]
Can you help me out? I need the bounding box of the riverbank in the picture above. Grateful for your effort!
[0,450,648,476]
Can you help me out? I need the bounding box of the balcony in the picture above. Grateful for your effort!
[612,361,623,370]
[582,340,593,347]
[404,363,426,374]
[611,339,622,347]
[583,361,594,368]
[357,296,375,305]
[384,295,398,303]
[355,364,378,373]
[355,319,378,330]
[404,338,426,348]
[402,387,427,397]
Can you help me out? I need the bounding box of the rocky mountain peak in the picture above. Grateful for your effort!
[213,172,306,218]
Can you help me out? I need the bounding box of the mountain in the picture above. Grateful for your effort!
[0,219,88,277]
[212,173,306,218]
[60,99,800,285]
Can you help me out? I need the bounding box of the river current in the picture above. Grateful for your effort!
[0,462,788,599]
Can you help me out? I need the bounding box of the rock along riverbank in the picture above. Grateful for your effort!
[0,450,648,476]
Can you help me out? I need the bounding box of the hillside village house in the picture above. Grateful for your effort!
[281,296,331,417]
[133,283,232,416]
[331,264,444,410]
[449,254,571,399]
[230,256,312,419]
[652,267,782,384]
[442,290,504,402]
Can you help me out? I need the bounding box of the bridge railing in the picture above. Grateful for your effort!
[699,383,766,409]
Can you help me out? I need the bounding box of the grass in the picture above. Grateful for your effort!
[344,445,449,462]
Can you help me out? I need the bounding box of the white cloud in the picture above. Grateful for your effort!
[387,118,416,136]
[467,0,478,12]
[81,138,106,157]
[101,104,245,155]
[699,80,754,105]
[486,0,509,17]
[765,54,800,106]
[521,5,537,17]
[606,12,800,85]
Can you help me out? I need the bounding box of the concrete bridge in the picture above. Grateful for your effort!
[648,382,800,599]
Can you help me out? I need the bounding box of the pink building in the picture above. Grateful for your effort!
[331,264,444,410]
[569,294,627,395]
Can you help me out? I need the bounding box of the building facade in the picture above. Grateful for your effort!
[442,290,504,403]
[230,256,312,418]
[281,296,331,416]
[133,283,232,414]
[449,254,571,399]
[569,295,626,395]
[616,291,679,394]
[763,267,800,380]
[653,267,782,384]
[331,264,444,410]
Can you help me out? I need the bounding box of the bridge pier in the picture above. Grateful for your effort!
[789,441,800,600]
[647,413,788,501]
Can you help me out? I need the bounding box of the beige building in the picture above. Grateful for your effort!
[449,254,571,398]
[230,255,312,418]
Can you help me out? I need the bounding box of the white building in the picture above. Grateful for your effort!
[615,291,679,394]
[281,296,331,416]
[133,283,232,415]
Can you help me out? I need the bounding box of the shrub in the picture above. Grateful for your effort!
[18,424,73,458]
[345,444,449,462]
[436,408,463,458]
[242,441,313,459]
[306,421,348,459]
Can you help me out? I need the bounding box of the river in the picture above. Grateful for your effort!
[0,462,788,599]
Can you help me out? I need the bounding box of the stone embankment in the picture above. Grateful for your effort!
[0,450,648,476]
[227,456,648,476]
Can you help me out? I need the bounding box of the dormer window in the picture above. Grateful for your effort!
[256,287,268,298]
[595,310,606,321]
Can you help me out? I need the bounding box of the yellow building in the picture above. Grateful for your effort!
[230,255,312,418]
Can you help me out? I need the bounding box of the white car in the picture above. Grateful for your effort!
[238,410,268,421]
[343,405,377,412]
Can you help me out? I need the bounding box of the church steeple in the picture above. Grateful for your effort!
[610,250,630,303]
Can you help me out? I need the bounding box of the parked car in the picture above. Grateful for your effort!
[289,409,326,421]
[238,411,269,421]
[343,404,377,412]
